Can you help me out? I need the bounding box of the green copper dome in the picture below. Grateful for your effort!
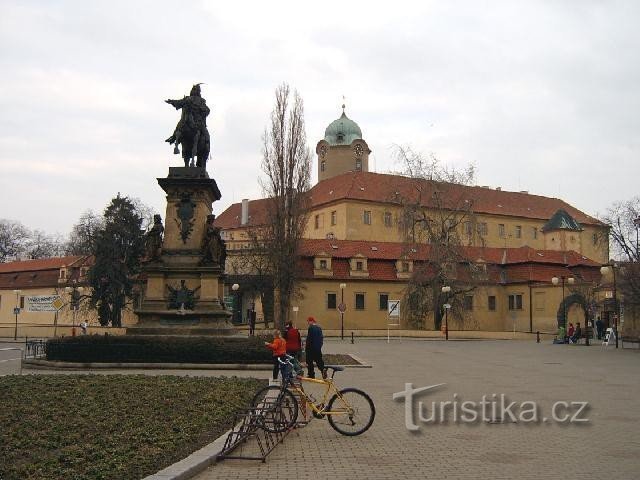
[324,111,362,146]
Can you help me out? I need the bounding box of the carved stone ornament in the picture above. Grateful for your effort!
[175,193,196,243]
[167,280,198,310]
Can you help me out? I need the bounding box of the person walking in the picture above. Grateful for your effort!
[595,316,604,340]
[265,330,287,381]
[248,309,256,336]
[285,321,302,360]
[79,321,88,335]
[305,316,325,379]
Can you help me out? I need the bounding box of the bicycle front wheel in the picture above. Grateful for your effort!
[327,388,375,436]
[251,385,298,433]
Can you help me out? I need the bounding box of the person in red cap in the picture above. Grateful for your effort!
[305,316,325,379]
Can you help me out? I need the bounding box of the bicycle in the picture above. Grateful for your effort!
[251,355,375,436]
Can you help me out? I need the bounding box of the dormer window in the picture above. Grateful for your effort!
[337,133,344,142]
[319,259,328,270]
[355,158,362,171]
[349,256,369,277]
[321,160,326,172]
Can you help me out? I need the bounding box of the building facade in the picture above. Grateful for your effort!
[216,108,612,333]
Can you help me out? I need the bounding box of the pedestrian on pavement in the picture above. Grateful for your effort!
[596,317,604,340]
[570,322,582,344]
[305,316,325,379]
[285,321,302,360]
[265,329,287,380]
[567,323,575,343]
[79,321,88,335]
[248,309,256,336]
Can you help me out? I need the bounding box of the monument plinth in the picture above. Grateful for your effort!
[132,167,232,335]
[132,85,231,335]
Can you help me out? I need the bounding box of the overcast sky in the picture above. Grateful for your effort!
[1,0,638,236]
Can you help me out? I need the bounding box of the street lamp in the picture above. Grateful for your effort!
[600,265,619,349]
[231,283,240,324]
[339,283,347,340]
[552,276,574,343]
[65,282,84,336]
[12,289,21,340]
[441,285,451,341]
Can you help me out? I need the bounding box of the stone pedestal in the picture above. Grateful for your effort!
[131,167,232,335]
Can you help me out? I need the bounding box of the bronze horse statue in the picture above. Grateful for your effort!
[165,84,211,168]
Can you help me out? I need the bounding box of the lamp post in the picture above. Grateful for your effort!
[552,276,574,342]
[339,283,347,340]
[65,282,84,336]
[600,265,619,349]
[13,289,21,340]
[231,283,240,324]
[441,285,451,341]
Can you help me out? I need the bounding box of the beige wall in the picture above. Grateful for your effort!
[0,286,137,338]
[303,200,608,262]
[289,279,589,334]
[318,141,370,183]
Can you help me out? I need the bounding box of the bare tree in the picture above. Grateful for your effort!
[260,83,311,329]
[26,230,66,259]
[227,225,275,327]
[602,196,640,262]
[0,219,30,262]
[601,196,640,308]
[66,210,104,255]
[392,146,482,330]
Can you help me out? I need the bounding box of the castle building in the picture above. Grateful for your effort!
[218,108,612,333]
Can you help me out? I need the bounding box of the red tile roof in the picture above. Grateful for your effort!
[0,256,88,273]
[215,171,604,229]
[298,239,601,267]
[214,198,275,230]
[308,172,603,225]
[295,239,602,283]
[0,256,93,289]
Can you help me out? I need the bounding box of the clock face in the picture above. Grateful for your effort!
[354,144,364,157]
[319,145,327,158]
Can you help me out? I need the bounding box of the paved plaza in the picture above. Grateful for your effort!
[2,337,639,479]
[199,339,639,480]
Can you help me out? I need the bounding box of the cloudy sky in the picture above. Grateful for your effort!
[1,0,638,236]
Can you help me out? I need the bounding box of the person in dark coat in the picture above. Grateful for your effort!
[305,316,325,379]
[595,317,604,340]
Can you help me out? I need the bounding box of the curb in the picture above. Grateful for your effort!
[22,356,372,370]
[141,426,232,480]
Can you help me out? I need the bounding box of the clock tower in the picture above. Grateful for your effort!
[316,105,371,182]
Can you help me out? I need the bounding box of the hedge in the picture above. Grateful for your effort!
[45,335,273,364]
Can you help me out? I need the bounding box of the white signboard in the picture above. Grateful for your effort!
[25,295,62,312]
[388,300,400,318]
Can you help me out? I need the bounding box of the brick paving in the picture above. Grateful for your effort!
[4,337,639,479]
[196,339,640,480]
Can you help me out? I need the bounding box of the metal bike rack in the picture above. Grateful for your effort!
[217,397,296,462]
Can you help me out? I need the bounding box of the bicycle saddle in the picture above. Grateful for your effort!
[324,365,344,372]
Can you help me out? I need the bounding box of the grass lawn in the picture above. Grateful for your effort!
[0,374,265,480]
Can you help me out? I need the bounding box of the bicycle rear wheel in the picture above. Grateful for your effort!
[251,385,298,433]
[327,388,375,436]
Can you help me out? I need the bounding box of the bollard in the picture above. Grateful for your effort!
[351,332,354,344]
[536,331,540,343]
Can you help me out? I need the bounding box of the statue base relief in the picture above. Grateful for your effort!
[131,167,233,336]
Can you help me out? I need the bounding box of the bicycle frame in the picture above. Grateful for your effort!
[288,375,352,416]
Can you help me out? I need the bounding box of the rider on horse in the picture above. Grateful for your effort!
[165,84,211,168]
